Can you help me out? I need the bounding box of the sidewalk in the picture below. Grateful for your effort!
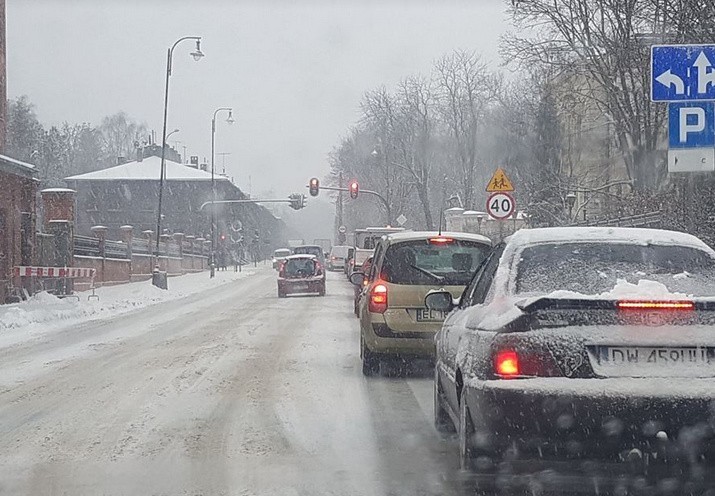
[0,266,267,337]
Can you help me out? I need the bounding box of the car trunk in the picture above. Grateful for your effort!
[382,282,464,333]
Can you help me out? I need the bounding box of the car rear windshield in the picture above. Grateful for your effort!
[274,249,291,257]
[381,239,490,286]
[516,242,715,296]
[293,246,322,258]
[284,258,316,277]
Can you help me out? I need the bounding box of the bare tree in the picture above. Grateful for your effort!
[99,111,148,165]
[502,0,668,190]
[434,50,500,209]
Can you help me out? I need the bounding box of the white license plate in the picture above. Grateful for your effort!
[601,347,710,366]
[291,284,310,291]
[414,308,448,322]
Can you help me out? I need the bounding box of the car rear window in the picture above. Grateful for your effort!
[284,258,316,277]
[274,249,291,257]
[381,239,490,285]
[516,242,715,296]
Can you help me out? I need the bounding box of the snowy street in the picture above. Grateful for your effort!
[0,269,465,496]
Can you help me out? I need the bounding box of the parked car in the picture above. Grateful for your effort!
[328,245,351,271]
[272,248,292,269]
[351,231,491,375]
[277,254,325,297]
[353,256,373,316]
[292,245,326,277]
[428,227,715,490]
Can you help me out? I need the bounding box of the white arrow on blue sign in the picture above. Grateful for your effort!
[652,44,715,101]
[668,102,715,172]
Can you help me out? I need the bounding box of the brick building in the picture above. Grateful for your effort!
[0,154,38,302]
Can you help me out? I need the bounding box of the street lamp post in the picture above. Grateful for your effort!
[154,36,204,284]
[210,107,234,278]
[565,192,577,224]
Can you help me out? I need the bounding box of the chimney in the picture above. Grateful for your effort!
[136,146,143,162]
[117,156,125,165]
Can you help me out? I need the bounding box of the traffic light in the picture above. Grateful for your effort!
[309,177,320,197]
[289,193,306,210]
[349,180,359,199]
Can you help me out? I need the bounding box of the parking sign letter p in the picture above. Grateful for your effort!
[680,107,706,143]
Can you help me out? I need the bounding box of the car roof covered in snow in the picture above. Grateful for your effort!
[64,155,231,182]
[505,227,714,253]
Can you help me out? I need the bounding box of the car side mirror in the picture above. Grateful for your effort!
[349,272,366,286]
[425,290,455,312]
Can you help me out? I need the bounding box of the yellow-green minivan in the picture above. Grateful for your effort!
[351,231,491,375]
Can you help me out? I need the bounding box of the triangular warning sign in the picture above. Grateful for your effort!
[486,167,514,192]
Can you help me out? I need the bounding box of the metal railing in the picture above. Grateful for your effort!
[74,235,101,257]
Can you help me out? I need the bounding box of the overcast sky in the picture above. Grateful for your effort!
[8,0,509,204]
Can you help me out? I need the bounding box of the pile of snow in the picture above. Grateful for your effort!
[546,278,693,300]
[0,268,262,334]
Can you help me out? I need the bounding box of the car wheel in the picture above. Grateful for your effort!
[361,336,379,376]
[434,368,456,434]
[319,285,326,297]
[278,288,286,298]
[459,387,500,492]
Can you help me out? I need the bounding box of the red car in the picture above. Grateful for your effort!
[277,255,326,298]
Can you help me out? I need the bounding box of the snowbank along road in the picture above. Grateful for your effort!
[0,268,477,496]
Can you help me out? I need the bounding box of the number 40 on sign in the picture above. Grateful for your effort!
[486,192,515,220]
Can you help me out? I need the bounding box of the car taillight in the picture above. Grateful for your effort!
[617,300,694,311]
[429,236,454,244]
[369,283,388,313]
[494,350,520,377]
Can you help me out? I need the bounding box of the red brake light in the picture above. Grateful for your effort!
[617,300,694,311]
[429,237,453,244]
[494,350,520,377]
[369,283,388,313]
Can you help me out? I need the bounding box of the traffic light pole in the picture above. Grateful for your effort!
[309,185,390,222]
[199,198,303,210]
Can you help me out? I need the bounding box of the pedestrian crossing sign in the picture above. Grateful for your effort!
[486,168,514,192]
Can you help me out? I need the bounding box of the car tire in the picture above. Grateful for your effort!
[459,387,499,492]
[319,285,326,297]
[361,336,379,376]
[278,288,286,298]
[434,368,456,434]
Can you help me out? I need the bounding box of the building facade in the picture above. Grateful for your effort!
[0,154,38,302]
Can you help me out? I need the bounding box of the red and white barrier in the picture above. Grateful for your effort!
[13,266,95,278]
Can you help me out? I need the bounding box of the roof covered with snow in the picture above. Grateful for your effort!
[0,153,37,179]
[506,227,713,252]
[64,156,230,182]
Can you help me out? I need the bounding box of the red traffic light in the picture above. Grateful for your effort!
[349,180,359,199]
[309,177,320,197]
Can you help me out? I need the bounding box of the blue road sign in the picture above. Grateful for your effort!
[652,44,715,101]
[669,102,715,148]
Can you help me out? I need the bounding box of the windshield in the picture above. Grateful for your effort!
[382,239,490,285]
[516,242,715,296]
[273,249,291,258]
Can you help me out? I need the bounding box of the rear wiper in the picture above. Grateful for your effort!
[409,264,444,282]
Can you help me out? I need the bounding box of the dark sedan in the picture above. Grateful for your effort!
[428,227,715,493]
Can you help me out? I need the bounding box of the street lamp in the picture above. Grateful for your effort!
[210,107,234,278]
[154,35,204,284]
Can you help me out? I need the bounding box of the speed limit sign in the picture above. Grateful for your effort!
[486,192,515,220]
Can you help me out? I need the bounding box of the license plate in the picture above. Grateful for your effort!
[414,308,448,322]
[291,283,310,291]
[600,347,711,366]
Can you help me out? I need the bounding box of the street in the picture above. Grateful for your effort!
[0,269,467,496]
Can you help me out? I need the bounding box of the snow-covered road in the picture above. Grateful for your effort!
[0,268,467,495]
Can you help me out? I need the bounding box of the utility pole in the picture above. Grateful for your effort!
[336,171,344,244]
[0,0,7,152]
